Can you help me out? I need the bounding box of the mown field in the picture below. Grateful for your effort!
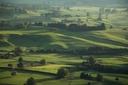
[0,5,128,85]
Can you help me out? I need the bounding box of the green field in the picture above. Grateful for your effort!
[0,53,128,85]
[0,28,128,51]
[0,3,128,85]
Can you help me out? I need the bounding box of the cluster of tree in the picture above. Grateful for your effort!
[41,10,61,19]
[13,47,23,56]
[34,22,43,26]
[80,72,103,82]
[98,8,118,20]
[0,6,27,16]
[104,8,118,14]
[17,57,24,68]
[30,47,128,55]
[78,47,128,55]
[80,72,93,80]
[15,22,30,29]
[14,7,27,14]
[48,22,67,29]
[92,63,128,74]
[47,22,106,31]
[77,56,128,74]
[0,21,13,28]
[0,53,14,59]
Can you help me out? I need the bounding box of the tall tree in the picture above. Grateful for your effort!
[57,68,69,78]
[89,56,96,65]
[18,57,23,63]
[27,77,36,85]
[96,74,103,82]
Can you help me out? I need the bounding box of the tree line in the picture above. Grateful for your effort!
[48,22,106,31]
[77,56,128,74]
[30,47,128,55]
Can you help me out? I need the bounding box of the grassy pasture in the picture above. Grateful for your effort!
[0,69,128,85]
[0,53,128,73]
[0,6,128,85]
[1,6,128,29]
[0,69,55,85]
[0,28,128,51]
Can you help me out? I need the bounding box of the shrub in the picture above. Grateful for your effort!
[115,77,119,81]
[11,71,17,76]
[8,64,13,68]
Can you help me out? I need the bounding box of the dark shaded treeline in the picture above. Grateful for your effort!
[30,47,128,55]
[48,22,106,31]
[77,61,128,74]
[0,47,128,59]
[0,20,106,31]
[0,67,56,76]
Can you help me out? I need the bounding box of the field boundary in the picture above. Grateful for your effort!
[0,67,56,76]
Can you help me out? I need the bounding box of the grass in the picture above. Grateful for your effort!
[0,69,127,85]
[0,28,128,51]
[0,70,55,85]
[0,5,128,85]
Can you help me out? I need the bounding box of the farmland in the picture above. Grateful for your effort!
[0,0,128,85]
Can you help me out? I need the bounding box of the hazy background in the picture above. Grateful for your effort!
[0,0,128,6]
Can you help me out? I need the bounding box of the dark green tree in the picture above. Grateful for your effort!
[8,64,13,68]
[115,77,119,81]
[17,62,24,68]
[11,71,17,76]
[40,59,47,65]
[96,74,103,82]
[57,68,69,78]
[89,56,96,65]
[27,77,36,85]
[18,57,23,63]
[80,72,85,79]
[87,82,91,85]
[86,12,91,19]
[13,47,23,56]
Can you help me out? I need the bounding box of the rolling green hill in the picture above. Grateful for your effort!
[0,28,128,51]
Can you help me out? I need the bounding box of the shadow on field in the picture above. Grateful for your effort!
[0,76,11,79]
[36,77,57,83]
[120,64,128,68]
[0,41,10,47]
[104,78,124,85]
[8,34,52,47]
[106,74,128,79]
[0,83,15,85]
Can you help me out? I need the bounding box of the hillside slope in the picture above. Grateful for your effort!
[0,28,128,50]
